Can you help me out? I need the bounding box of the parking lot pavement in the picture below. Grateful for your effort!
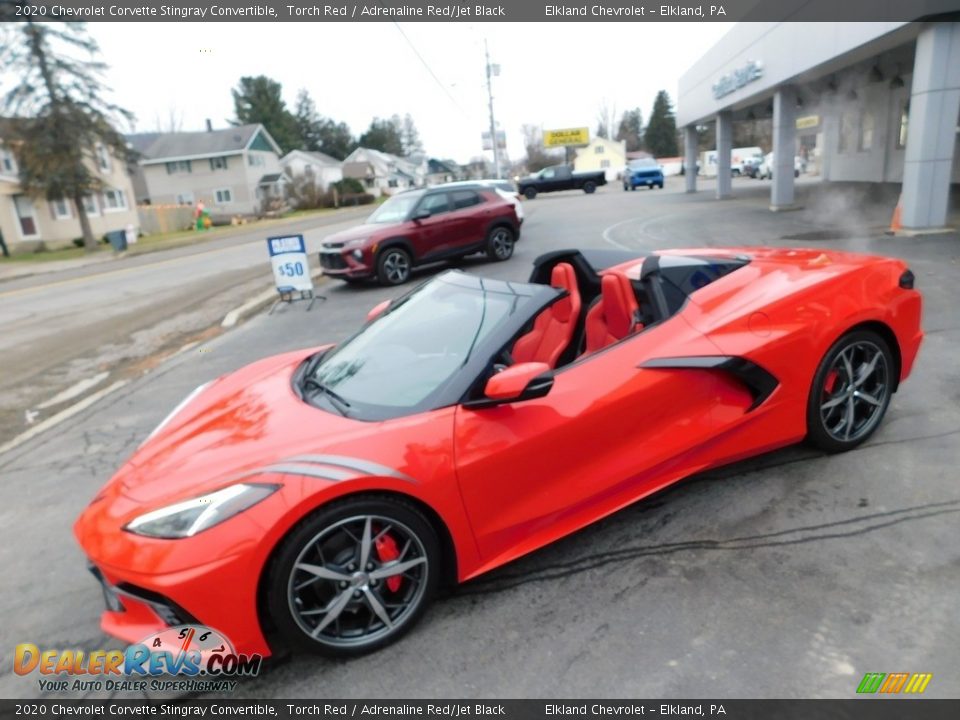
[1,178,958,698]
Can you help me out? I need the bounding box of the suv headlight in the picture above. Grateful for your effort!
[125,483,279,539]
[344,237,368,249]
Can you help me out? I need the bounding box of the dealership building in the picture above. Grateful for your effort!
[677,18,960,230]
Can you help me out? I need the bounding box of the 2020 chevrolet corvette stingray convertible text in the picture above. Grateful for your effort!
[75,247,923,658]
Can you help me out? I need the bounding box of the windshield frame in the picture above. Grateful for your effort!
[297,271,561,421]
[365,190,425,224]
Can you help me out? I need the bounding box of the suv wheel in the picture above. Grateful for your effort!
[486,225,515,261]
[377,247,412,286]
[523,187,537,200]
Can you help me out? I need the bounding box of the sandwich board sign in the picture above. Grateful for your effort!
[266,234,321,311]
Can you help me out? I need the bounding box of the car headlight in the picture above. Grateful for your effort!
[144,381,212,443]
[125,483,279,539]
[344,237,368,249]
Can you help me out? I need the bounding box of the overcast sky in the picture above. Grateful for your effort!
[88,22,734,162]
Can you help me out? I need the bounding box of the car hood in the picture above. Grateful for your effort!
[323,222,391,245]
[113,347,372,505]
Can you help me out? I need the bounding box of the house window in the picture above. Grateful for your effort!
[1,149,16,174]
[600,159,610,169]
[51,198,72,220]
[838,112,857,153]
[95,144,111,172]
[859,112,875,151]
[897,102,909,149]
[214,188,232,203]
[365,178,374,188]
[102,188,127,211]
[304,163,315,176]
[176,192,194,205]
[13,195,38,237]
[165,160,192,174]
[209,156,228,171]
[82,195,99,216]
[594,145,604,154]
[248,154,265,167]
[388,179,399,188]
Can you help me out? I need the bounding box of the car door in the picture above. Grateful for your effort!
[447,189,489,249]
[453,314,753,569]
[410,192,455,260]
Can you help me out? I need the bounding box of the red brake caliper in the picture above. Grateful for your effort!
[374,532,402,592]
[825,369,840,396]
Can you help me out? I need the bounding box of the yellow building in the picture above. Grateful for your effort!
[573,137,627,182]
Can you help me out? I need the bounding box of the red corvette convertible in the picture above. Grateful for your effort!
[75,247,923,658]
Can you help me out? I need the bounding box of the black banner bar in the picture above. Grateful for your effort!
[1,0,959,22]
[1,700,960,720]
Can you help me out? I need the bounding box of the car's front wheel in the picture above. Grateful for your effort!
[806,329,894,452]
[267,496,441,658]
[524,187,537,200]
[376,247,412,286]
[486,225,515,261]
[583,181,597,194]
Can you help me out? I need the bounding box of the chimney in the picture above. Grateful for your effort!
[205,119,213,132]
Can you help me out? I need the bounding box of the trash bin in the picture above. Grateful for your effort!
[106,230,127,252]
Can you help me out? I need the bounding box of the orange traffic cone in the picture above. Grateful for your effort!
[888,193,903,234]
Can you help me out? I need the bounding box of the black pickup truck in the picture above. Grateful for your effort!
[517,164,607,199]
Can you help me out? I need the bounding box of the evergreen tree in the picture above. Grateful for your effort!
[1,21,133,251]
[359,117,404,156]
[231,75,300,154]
[400,114,423,156]
[616,108,644,153]
[316,119,355,160]
[293,89,323,152]
[644,90,679,157]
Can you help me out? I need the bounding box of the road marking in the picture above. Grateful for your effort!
[37,371,110,409]
[601,218,640,250]
[0,380,128,459]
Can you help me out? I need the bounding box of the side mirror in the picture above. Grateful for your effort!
[412,208,431,221]
[468,362,554,407]
[366,300,391,322]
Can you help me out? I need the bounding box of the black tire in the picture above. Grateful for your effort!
[806,329,894,452]
[376,247,411,286]
[523,187,537,200]
[583,181,597,194]
[623,183,628,192]
[630,184,636,192]
[266,495,441,658]
[658,183,664,189]
[485,224,515,261]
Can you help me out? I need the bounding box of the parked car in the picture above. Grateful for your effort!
[317,185,520,286]
[437,179,523,224]
[74,246,922,659]
[757,152,802,180]
[741,154,765,178]
[517,164,606,199]
[623,158,664,190]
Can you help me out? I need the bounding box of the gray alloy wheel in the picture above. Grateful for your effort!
[377,248,411,286]
[267,498,440,657]
[807,330,894,452]
[486,225,515,261]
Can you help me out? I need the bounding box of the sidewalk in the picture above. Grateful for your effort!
[0,204,373,284]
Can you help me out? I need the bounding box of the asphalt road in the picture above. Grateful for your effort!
[1,177,958,699]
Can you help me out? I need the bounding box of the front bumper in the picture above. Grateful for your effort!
[628,174,663,187]
[319,249,373,279]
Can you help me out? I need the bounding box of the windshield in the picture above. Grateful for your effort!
[366,192,423,224]
[628,159,658,169]
[308,274,530,413]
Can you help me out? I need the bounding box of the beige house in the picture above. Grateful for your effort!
[128,124,283,215]
[574,137,627,182]
[0,128,139,252]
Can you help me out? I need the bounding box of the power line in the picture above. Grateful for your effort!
[392,22,469,118]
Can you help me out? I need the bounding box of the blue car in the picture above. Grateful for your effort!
[623,158,664,190]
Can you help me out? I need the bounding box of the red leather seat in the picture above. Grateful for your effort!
[583,272,642,354]
[512,263,581,368]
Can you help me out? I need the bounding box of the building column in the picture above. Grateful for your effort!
[715,112,733,199]
[901,21,960,230]
[771,86,797,209]
[684,125,698,193]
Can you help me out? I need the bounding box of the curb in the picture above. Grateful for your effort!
[222,269,328,328]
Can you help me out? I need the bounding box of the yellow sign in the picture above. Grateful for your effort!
[544,127,590,147]
[796,115,820,130]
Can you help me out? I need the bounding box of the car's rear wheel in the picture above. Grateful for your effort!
[806,330,894,452]
[583,181,597,194]
[486,225,515,261]
[376,247,411,286]
[267,496,441,658]
[524,187,537,200]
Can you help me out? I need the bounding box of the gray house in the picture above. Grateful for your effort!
[127,124,283,215]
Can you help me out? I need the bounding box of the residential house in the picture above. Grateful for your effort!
[128,123,283,215]
[341,147,426,197]
[279,150,343,191]
[574,137,627,182]
[0,121,139,251]
[424,158,462,185]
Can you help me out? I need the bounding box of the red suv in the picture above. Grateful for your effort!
[319,185,520,286]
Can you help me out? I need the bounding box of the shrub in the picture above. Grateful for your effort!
[332,177,364,195]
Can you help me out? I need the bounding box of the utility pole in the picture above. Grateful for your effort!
[485,39,501,179]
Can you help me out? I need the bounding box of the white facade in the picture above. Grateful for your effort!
[574,138,626,182]
[678,20,960,229]
[280,150,343,190]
